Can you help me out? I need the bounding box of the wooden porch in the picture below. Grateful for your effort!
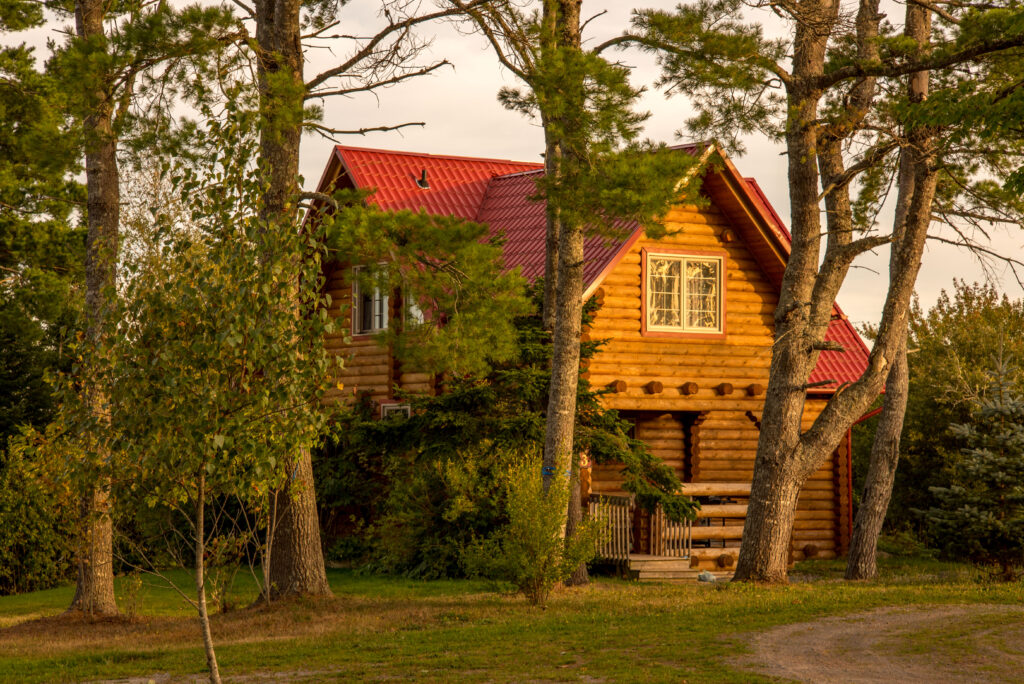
[588,482,751,581]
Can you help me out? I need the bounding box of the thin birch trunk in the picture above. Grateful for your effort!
[195,472,222,684]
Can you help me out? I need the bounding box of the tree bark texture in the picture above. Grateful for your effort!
[541,116,561,333]
[845,339,908,580]
[268,449,330,597]
[540,0,583,520]
[735,0,936,582]
[255,0,331,599]
[68,0,120,617]
[564,452,589,586]
[846,2,933,581]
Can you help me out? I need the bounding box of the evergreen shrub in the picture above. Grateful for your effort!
[926,362,1024,580]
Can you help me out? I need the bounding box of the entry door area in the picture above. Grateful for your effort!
[590,411,701,554]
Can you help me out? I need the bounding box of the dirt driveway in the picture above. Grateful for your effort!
[741,604,1024,683]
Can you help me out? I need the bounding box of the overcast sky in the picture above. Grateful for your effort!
[18,1,1024,331]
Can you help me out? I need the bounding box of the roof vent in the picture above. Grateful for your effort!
[415,169,430,189]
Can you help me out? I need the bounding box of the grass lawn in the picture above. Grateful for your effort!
[0,556,1022,683]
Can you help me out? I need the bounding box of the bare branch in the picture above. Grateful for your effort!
[305,60,451,100]
[305,0,495,92]
[907,0,960,24]
[306,121,425,143]
[299,191,338,211]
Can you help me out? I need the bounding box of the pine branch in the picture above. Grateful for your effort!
[819,32,1024,90]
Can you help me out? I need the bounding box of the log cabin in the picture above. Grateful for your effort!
[311,143,870,579]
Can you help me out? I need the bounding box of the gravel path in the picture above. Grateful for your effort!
[741,604,1024,683]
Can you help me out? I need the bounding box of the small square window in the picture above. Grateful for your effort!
[381,404,411,420]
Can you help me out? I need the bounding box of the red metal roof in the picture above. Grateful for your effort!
[810,305,871,391]
[326,146,869,391]
[332,145,541,220]
[475,170,639,287]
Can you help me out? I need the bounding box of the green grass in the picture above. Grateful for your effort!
[1,557,1023,683]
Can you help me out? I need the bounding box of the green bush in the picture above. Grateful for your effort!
[0,442,76,595]
[464,454,601,606]
[926,362,1024,580]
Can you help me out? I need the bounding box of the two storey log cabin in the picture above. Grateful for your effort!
[312,143,870,576]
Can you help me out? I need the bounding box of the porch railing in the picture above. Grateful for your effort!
[588,494,633,562]
[588,482,751,562]
[651,506,692,558]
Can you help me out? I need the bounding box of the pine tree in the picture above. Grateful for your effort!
[927,360,1024,580]
[630,0,1024,582]
[42,0,250,615]
[461,0,701,586]
[244,0,497,600]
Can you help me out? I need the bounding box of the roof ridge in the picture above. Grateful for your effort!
[491,168,545,180]
[333,144,542,168]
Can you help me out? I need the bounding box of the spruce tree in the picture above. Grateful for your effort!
[927,361,1024,580]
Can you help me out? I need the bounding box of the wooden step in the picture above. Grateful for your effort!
[634,569,734,582]
[630,559,695,572]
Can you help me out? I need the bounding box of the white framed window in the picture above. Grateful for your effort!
[352,266,388,334]
[381,403,411,420]
[645,252,724,333]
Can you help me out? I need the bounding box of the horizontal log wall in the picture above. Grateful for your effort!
[587,203,844,560]
[321,263,434,409]
[592,412,687,496]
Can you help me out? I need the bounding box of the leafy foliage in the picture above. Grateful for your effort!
[463,453,601,606]
[323,197,532,377]
[926,361,1024,580]
[0,441,76,596]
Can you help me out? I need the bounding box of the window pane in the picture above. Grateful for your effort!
[647,257,682,328]
[685,259,720,330]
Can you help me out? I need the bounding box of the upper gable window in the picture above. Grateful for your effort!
[645,252,724,334]
[352,266,388,334]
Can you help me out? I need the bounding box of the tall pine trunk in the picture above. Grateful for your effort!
[845,340,908,579]
[733,2,832,581]
[254,0,331,599]
[735,0,935,582]
[846,2,933,581]
[68,0,119,617]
